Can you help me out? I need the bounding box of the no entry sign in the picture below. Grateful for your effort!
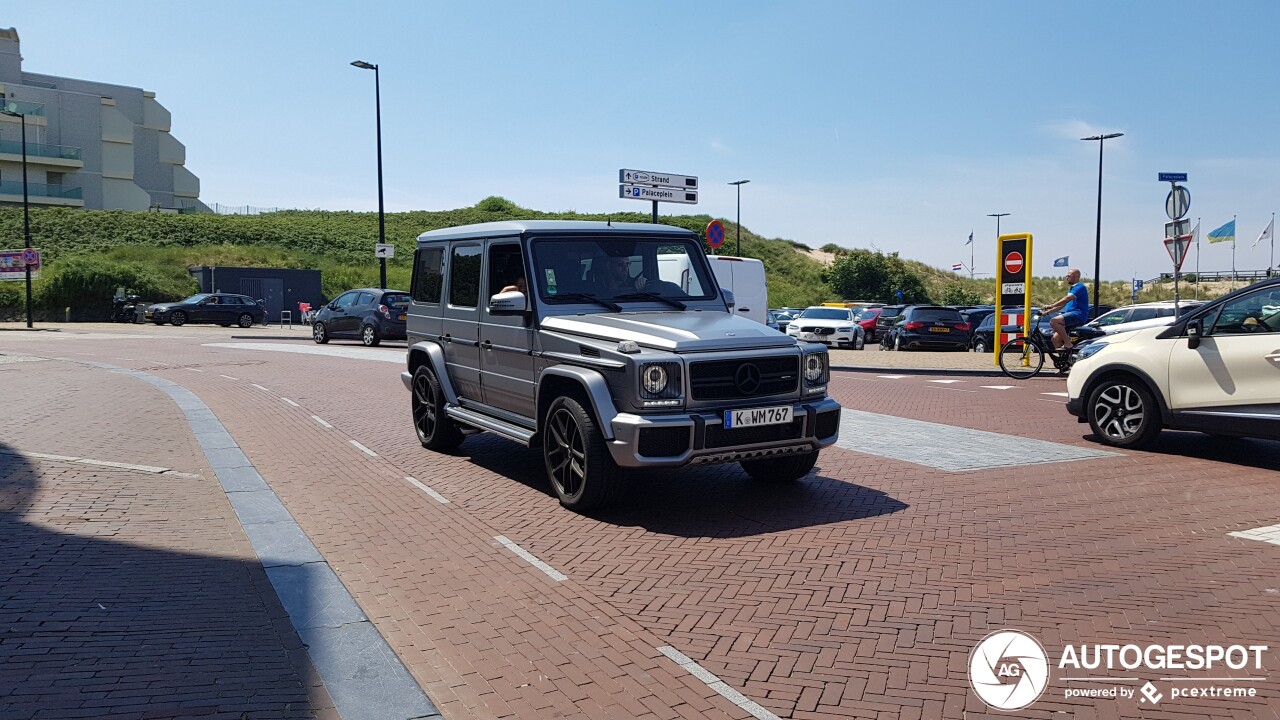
[1004,251,1024,274]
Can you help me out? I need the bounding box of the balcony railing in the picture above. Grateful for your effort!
[2,100,45,117]
[0,139,82,161]
[0,181,83,200]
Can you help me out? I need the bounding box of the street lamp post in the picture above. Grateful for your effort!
[987,212,1010,242]
[351,60,386,290]
[728,180,749,256]
[1,106,32,328]
[1082,132,1123,317]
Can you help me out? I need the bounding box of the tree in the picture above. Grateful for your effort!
[938,281,983,306]
[824,250,931,303]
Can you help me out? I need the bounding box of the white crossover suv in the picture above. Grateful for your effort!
[785,306,866,350]
[1067,278,1280,448]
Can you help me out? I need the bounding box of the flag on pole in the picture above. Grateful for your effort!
[951,263,965,271]
[1192,219,1200,243]
[965,232,973,246]
[1254,217,1274,248]
[1208,219,1236,244]
[1053,256,1069,267]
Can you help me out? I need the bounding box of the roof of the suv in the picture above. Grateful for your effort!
[417,220,695,242]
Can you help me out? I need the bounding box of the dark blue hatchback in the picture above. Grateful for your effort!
[312,288,410,346]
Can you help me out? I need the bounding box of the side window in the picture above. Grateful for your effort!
[1094,311,1127,326]
[1129,308,1159,322]
[486,243,525,299]
[1210,289,1280,335]
[356,292,375,306]
[412,247,445,304]
[334,292,357,309]
[449,245,482,307]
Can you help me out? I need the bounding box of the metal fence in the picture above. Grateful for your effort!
[1146,269,1275,284]
[208,203,283,216]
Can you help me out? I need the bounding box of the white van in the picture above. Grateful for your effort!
[659,254,768,325]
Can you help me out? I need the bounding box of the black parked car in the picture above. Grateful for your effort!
[312,288,410,346]
[970,313,1017,353]
[144,293,266,328]
[888,305,970,351]
[958,305,996,335]
[874,304,908,344]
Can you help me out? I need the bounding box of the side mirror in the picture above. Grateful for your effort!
[721,288,735,309]
[1187,319,1202,350]
[489,289,529,316]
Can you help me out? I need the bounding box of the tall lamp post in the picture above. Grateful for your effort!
[728,179,749,256]
[1082,132,1123,317]
[1,105,33,328]
[351,60,386,289]
[987,212,1010,241]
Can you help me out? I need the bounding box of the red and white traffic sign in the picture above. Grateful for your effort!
[1004,251,1024,274]
[21,248,38,265]
[1164,235,1192,271]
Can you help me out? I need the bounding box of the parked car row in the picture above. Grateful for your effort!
[144,293,267,328]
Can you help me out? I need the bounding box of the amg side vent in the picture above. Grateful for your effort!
[579,345,601,358]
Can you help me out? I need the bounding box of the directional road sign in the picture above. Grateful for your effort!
[374,243,395,259]
[619,169,698,189]
[1166,185,1190,221]
[620,184,699,205]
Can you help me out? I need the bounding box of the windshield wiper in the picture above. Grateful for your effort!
[611,291,687,310]
[551,292,622,312]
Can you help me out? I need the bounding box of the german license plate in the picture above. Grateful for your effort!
[724,405,792,429]
[929,326,950,333]
[801,332,818,341]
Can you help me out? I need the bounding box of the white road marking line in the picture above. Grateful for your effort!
[981,385,1019,390]
[1229,523,1280,547]
[927,379,964,384]
[219,374,239,380]
[877,374,908,379]
[349,440,378,457]
[281,398,301,407]
[495,535,567,582]
[1042,392,1069,397]
[405,476,450,504]
[251,384,271,392]
[658,646,781,720]
[26,452,81,462]
[186,368,205,373]
[931,387,978,392]
[150,361,172,366]
[311,415,333,429]
[204,342,406,364]
[16,451,186,476]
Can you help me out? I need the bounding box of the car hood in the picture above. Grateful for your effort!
[541,311,796,352]
[147,303,176,311]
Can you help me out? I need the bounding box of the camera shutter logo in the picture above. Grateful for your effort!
[969,630,1050,710]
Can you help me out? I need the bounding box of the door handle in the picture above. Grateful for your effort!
[481,340,493,349]
[739,307,750,312]
[1266,352,1280,362]
[442,334,452,343]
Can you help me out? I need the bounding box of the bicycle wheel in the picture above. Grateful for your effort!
[998,337,1045,379]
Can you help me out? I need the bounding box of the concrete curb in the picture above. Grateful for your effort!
[832,364,1009,377]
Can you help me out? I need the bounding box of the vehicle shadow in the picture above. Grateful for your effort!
[1091,430,1280,469]
[457,434,909,538]
[0,445,327,719]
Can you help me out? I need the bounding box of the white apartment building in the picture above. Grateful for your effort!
[0,26,206,211]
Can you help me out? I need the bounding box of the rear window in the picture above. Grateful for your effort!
[382,293,411,307]
[912,308,963,323]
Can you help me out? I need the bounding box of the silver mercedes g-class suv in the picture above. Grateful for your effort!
[402,220,841,511]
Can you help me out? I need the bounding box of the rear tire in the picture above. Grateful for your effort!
[361,324,381,347]
[974,338,988,354]
[1087,377,1161,448]
[998,337,1044,380]
[543,396,621,512]
[412,365,463,452]
[740,451,818,482]
[237,313,254,328]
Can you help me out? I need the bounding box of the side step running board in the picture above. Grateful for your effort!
[445,405,535,446]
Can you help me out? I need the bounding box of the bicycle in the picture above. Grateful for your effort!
[996,311,1091,380]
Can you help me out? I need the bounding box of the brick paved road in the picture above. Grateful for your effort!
[3,325,1278,720]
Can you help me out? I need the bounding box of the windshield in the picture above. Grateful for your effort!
[912,309,962,323]
[530,236,716,304]
[856,308,881,320]
[182,294,211,304]
[799,308,852,320]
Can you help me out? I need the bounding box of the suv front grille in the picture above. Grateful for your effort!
[689,357,799,401]
[705,417,804,448]
[798,326,834,335]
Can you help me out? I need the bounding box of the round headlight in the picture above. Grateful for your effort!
[642,364,669,394]
[804,354,824,382]
[836,326,853,332]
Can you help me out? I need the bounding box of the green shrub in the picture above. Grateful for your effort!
[39,256,197,321]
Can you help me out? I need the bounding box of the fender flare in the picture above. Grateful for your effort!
[538,365,620,440]
[407,341,458,405]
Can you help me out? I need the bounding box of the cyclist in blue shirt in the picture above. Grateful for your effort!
[1041,267,1089,350]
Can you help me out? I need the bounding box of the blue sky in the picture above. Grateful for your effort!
[8,1,1279,280]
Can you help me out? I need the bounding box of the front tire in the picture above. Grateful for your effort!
[998,337,1044,379]
[740,451,819,482]
[169,311,187,327]
[1087,377,1162,448]
[543,396,620,512]
[312,322,330,344]
[361,324,381,347]
[854,332,865,350]
[974,338,988,354]
[412,365,463,452]
[237,313,254,328]
[894,334,902,351]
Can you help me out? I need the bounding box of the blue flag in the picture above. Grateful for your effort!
[1053,256,1069,267]
[1208,219,1235,244]
[966,232,973,246]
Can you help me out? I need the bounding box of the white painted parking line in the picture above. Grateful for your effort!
[1229,523,1280,547]
[251,384,271,392]
[349,440,378,457]
[657,646,781,720]
[186,368,205,373]
[981,385,1019,390]
[877,374,908,379]
[495,535,567,582]
[405,476,450,504]
[219,374,239,380]
[1043,392,1069,397]
[281,398,301,407]
[311,415,333,429]
[927,379,964,384]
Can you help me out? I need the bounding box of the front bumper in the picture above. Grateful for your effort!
[1066,396,1084,419]
[605,396,842,468]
